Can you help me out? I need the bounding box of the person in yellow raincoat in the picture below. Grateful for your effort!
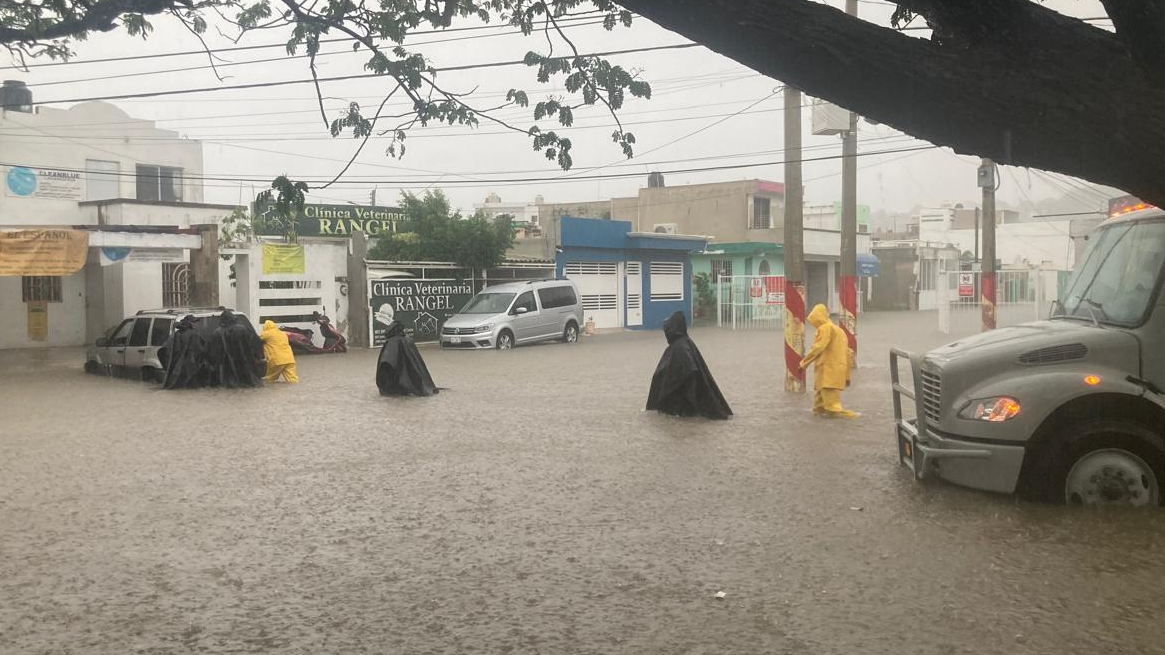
[799,304,858,418]
[259,320,299,383]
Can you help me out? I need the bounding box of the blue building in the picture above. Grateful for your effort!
[553,217,707,330]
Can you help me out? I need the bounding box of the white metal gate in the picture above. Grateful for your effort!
[938,269,1061,334]
[625,261,643,327]
[564,261,620,328]
[716,275,786,330]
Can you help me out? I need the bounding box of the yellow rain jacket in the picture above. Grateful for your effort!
[260,320,295,366]
[800,304,851,391]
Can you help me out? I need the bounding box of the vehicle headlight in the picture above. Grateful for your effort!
[475,324,494,333]
[959,397,1021,422]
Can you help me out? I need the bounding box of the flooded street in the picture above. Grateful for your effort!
[2,311,1163,654]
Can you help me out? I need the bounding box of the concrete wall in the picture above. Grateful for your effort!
[634,180,786,243]
[0,271,87,349]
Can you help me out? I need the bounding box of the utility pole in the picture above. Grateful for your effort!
[839,0,859,360]
[784,86,806,394]
[978,158,997,331]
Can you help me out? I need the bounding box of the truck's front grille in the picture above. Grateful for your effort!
[920,368,942,424]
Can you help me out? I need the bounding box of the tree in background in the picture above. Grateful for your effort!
[368,190,514,271]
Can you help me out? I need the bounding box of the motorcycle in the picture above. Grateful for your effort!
[281,311,348,354]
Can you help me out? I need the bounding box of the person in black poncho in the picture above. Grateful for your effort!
[646,311,732,420]
[160,314,206,390]
[376,321,438,396]
[205,309,265,388]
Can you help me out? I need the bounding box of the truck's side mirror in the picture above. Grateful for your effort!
[95,337,109,347]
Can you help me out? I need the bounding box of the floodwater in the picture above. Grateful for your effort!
[2,312,1163,654]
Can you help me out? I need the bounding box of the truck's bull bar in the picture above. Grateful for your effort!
[890,348,993,480]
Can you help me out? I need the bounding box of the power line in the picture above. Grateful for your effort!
[26,17,612,89]
[31,43,700,106]
[0,144,938,188]
[1,11,613,71]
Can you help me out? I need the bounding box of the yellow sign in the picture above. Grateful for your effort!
[27,300,48,341]
[0,229,89,276]
[262,243,305,274]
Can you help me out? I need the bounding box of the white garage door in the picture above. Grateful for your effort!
[564,261,620,328]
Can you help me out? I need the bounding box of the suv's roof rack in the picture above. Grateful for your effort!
[136,305,227,315]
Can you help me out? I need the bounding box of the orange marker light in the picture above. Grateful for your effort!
[1084,375,1101,386]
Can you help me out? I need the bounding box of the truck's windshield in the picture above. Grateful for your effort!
[1055,219,1165,326]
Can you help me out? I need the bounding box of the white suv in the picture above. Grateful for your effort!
[440,280,584,350]
[84,307,258,381]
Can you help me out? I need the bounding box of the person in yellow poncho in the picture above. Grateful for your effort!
[799,304,858,418]
[259,320,299,383]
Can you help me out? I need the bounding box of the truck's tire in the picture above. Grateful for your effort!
[1041,420,1165,507]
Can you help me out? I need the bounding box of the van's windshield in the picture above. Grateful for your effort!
[460,292,516,314]
[1054,219,1165,326]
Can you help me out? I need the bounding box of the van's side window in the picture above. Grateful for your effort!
[514,291,537,313]
[538,286,576,309]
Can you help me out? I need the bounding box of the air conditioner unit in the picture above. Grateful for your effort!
[653,223,678,235]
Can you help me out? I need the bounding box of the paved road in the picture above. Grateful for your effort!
[2,312,1163,654]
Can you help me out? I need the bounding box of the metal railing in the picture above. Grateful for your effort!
[715,275,786,330]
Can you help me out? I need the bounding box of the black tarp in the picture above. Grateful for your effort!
[646,311,733,420]
[160,315,206,389]
[376,322,439,396]
[204,310,265,388]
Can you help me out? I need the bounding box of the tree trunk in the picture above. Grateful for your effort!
[619,0,1165,206]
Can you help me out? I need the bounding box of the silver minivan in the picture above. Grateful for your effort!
[440,279,584,350]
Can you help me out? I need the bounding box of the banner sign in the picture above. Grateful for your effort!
[0,229,89,276]
[750,275,785,320]
[255,202,405,238]
[369,278,473,345]
[5,166,83,200]
[99,247,186,266]
[261,243,306,274]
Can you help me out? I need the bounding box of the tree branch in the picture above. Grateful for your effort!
[1099,0,1165,86]
[618,0,1165,205]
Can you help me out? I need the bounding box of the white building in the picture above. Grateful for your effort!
[0,87,359,350]
[918,206,1075,270]
[473,192,541,226]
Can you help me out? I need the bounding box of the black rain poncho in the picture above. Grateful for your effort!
[376,321,438,397]
[160,314,206,389]
[205,310,264,388]
[646,311,732,420]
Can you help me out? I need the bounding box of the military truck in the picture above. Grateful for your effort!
[892,205,1165,506]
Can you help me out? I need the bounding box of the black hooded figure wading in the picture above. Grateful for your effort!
[205,309,264,388]
[160,314,206,389]
[646,311,732,420]
[376,321,438,396]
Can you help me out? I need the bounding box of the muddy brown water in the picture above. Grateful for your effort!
[2,312,1163,654]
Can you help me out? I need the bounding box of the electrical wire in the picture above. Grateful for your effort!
[29,42,700,106]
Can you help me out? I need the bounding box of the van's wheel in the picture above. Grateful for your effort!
[496,330,514,350]
[563,322,579,343]
[1054,420,1165,506]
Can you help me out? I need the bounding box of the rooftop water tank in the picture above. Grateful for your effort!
[1,80,32,113]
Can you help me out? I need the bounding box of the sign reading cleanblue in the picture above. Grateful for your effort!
[4,166,83,200]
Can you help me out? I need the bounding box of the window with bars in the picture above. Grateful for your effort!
[649,261,685,301]
[136,164,184,202]
[710,259,733,283]
[751,197,772,230]
[162,263,190,307]
[22,276,62,302]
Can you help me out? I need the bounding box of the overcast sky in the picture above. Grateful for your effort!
[2,0,1120,219]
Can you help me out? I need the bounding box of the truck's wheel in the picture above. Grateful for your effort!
[1054,420,1165,507]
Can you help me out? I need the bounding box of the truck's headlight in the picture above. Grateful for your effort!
[474,324,494,333]
[959,397,1021,422]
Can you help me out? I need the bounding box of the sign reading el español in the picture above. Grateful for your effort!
[254,202,405,237]
[0,229,89,276]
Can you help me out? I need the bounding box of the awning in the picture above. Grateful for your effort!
[858,252,880,277]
